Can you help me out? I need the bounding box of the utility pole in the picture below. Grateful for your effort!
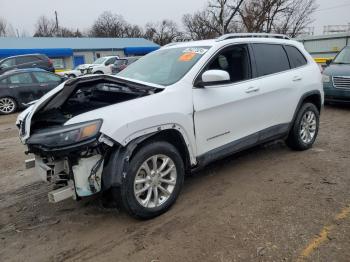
[55,11,59,36]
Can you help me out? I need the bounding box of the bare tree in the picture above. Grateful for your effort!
[0,17,15,37]
[60,27,84,37]
[208,0,245,34]
[273,0,317,37]
[239,0,317,37]
[183,11,219,40]
[124,24,144,38]
[144,20,181,46]
[90,11,126,37]
[33,16,57,37]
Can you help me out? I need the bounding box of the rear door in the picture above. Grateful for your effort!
[7,72,37,104]
[250,43,298,131]
[31,71,62,97]
[15,56,37,70]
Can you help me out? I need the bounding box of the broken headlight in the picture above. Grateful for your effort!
[27,119,102,148]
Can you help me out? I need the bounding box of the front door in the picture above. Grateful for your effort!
[193,44,262,156]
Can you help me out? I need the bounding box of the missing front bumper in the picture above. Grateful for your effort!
[34,154,104,202]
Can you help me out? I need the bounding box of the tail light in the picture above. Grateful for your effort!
[48,59,53,66]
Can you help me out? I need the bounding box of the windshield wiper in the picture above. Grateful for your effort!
[333,62,350,64]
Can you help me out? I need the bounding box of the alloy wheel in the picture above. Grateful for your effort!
[299,110,317,144]
[0,97,16,114]
[134,154,177,208]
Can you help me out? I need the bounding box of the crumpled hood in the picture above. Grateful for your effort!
[17,75,165,143]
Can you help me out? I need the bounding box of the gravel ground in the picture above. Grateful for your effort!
[0,105,349,262]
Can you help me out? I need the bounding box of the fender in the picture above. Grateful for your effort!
[101,124,197,190]
[288,90,322,131]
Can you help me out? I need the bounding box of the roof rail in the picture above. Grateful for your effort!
[216,33,290,41]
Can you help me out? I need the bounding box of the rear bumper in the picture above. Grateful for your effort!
[323,85,350,103]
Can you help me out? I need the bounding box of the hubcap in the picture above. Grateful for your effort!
[0,98,15,114]
[300,111,317,144]
[134,154,177,208]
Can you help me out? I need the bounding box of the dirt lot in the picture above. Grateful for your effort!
[0,106,349,262]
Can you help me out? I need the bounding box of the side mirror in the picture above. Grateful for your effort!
[198,70,230,87]
[326,59,332,66]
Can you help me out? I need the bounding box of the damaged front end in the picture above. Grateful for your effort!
[18,75,162,203]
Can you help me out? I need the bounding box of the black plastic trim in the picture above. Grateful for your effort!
[195,123,289,169]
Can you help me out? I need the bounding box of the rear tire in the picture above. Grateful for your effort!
[0,97,17,115]
[114,141,184,219]
[94,71,104,74]
[286,102,319,151]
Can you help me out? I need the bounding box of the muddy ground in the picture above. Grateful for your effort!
[0,105,349,262]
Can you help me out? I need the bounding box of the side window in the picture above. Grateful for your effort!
[1,58,16,68]
[205,44,251,83]
[105,58,116,65]
[252,44,290,76]
[0,78,8,84]
[16,56,35,64]
[33,72,61,83]
[8,73,33,84]
[284,45,307,68]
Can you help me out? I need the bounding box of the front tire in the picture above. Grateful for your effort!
[116,141,184,219]
[0,97,17,114]
[286,102,320,150]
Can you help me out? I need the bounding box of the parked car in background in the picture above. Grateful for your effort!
[87,56,120,75]
[0,54,55,75]
[323,46,350,103]
[0,69,65,114]
[112,57,139,74]
[58,64,91,78]
[17,33,323,219]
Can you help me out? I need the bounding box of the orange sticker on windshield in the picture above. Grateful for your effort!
[179,52,196,62]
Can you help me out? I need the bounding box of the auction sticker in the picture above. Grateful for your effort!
[183,48,208,54]
[179,52,196,62]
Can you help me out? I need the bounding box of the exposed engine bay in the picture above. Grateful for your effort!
[29,75,161,133]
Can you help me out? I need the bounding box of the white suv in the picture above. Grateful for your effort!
[87,56,119,75]
[17,34,323,219]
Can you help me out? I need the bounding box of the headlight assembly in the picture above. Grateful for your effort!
[322,74,331,83]
[27,119,102,148]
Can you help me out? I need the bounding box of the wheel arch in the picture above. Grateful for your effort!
[101,126,196,191]
[130,129,193,173]
[291,90,322,125]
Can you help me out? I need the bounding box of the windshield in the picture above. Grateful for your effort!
[118,46,210,86]
[333,47,350,64]
[93,57,107,64]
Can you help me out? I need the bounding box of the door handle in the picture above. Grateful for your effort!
[245,86,260,93]
[293,76,302,81]
[9,85,19,88]
[39,84,48,87]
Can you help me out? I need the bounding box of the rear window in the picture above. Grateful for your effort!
[16,56,37,64]
[252,44,290,76]
[285,46,307,68]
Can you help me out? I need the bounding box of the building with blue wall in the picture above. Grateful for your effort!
[0,37,159,71]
